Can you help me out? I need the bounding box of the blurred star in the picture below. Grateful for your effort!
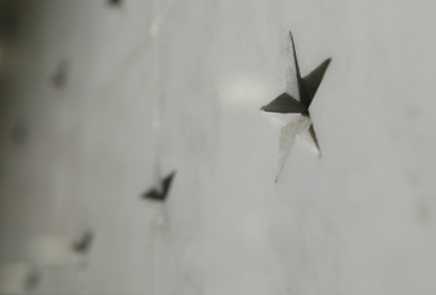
[10,120,29,145]
[51,60,69,89]
[72,230,94,255]
[142,171,176,202]
[107,0,122,7]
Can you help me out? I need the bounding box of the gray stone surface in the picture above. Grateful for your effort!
[0,0,435,294]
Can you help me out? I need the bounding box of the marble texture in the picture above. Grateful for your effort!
[0,0,436,294]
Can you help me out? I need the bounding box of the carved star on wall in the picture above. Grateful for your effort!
[261,31,331,181]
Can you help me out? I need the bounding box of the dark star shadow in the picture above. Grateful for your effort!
[141,171,176,202]
[107,0,123,7]
[10,119,29,145]
[51,59,70,90]
[24,268,41,292]
[71,230,94,255]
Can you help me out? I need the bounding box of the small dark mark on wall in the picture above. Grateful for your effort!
[51,60,69,90]
[405,104,422,121]
[416,199,432,225]
[107,0,123,7]
[142,171,176,202]
[72,230,94,254]
[24,269,41,291]
[10,119,29,145]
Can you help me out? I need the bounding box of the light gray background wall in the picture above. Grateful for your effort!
[0,0,435,294]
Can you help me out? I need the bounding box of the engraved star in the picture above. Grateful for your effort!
[261,31,331,181]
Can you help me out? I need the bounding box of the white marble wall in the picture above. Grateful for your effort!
[0,0,435,294]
